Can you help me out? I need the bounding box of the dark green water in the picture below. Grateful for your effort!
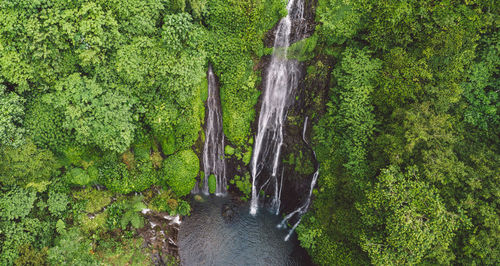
[178,196,309,266]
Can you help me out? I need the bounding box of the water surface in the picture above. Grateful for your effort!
[179,196,307,266]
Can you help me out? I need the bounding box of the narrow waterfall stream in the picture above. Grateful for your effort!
[278,117,319,240]
[194,65,227,195]
[250,0,305,215]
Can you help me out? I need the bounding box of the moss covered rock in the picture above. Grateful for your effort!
[208,174,216,194]
[224,145,235,155]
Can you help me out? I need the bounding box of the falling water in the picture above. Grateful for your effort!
[277,116,319,241]
[302,116,309,144]
[200,65,226,196]
[250,0,305,215]
[278,167,318,241]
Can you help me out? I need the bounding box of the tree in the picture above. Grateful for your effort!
[98,0,164,37]
[114,19,206,153]
[24,94,69,151]
[0,217,51,265]
[47,228,98,266]
[0,84,25,147]
[357,166,458,265]
[297,47,382,266]
[0,187,36,221]
[98,159,157,194]
[0,139,58,187]
[331,47,381,183]
[461,31,500,133]
[315,0,364,45]
[52,73,136,153]
[47,190,69,218]
[375,47,432,110]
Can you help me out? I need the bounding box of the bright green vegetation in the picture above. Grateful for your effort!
[296,0,499,265]
[0,0,283,265]
[229,174,252,201]
[208,174,216,194]
[225,144,253,165]
[284,148,315,175]
[149,189,190,216]
[94,238,151,266]
[161,149,199,197]
[0,0,498,265]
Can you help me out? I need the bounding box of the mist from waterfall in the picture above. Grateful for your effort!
[250,0,305,215]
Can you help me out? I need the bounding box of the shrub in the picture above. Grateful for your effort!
[65,168,93,187]
[47,191,69,217]
[106,196,146,230]
[176,200,191,216]
[98,160,157,194]
[47,228,98,266]
[229,174,251,201]
[161,149,199,196]
[72,188,113,214]
[0,187,36,220]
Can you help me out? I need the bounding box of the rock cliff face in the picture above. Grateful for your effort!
[265,0,317,47]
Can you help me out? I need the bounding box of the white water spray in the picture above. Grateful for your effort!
[276,117,318,241]
[279,168,318,240]
[195,65,227,196]
[250,0,305,216]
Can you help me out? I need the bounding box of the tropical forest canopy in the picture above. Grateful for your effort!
[0,0,498,265]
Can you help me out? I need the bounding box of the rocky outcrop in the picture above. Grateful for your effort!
[221,199,240,222]
[138,210,182,265]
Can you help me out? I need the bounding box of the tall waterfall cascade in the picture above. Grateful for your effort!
[250,0,306,215]
[197,65,227,196]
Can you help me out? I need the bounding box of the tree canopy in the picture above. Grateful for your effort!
[0,0,498,265]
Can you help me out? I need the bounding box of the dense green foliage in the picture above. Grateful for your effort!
[161,149,199,197]
[0,0,283,264]
[0,0,498,265]
[229,173,252,201]
[206,0,284,148]
[149,189,191,215]
[298,0,499,265]
[0,84,25,147]
[208,174,216,194]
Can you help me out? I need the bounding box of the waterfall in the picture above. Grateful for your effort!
[276,117,319,240]
[278,167,318,241]
[302,116,309,144]
[198,65,227,196]
[250,0,305,215]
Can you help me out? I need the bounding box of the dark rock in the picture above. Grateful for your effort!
[137,211,182,265]
[221,202,239,222]
[264,0,317,48]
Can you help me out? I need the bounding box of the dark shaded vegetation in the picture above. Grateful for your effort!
[296,0,499,265]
